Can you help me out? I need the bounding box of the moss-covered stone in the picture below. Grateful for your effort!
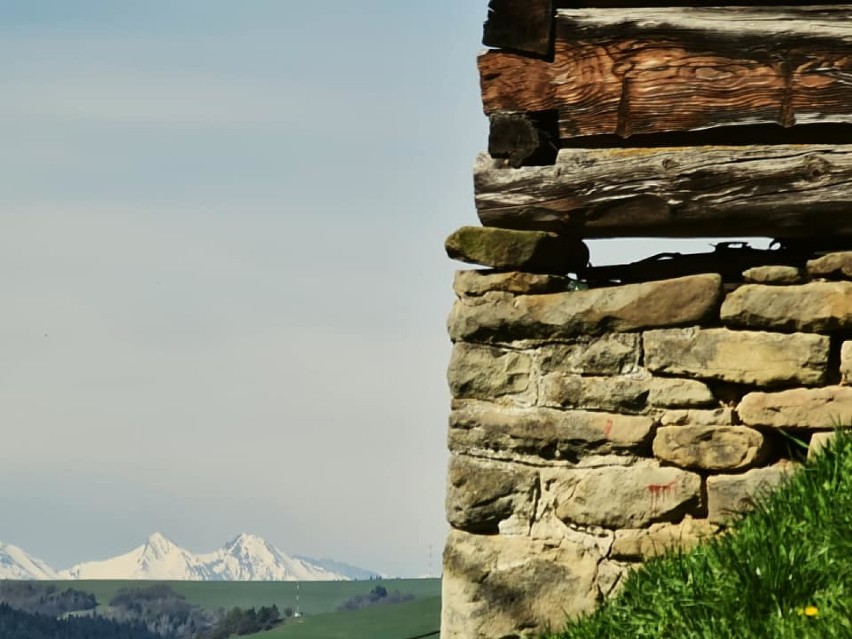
[445,226,588,274]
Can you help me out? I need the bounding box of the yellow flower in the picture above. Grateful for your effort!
[796,606,819,617]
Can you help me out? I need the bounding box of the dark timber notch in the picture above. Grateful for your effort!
[483,0,555,57]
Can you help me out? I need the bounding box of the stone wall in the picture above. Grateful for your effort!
[441,253,852,639]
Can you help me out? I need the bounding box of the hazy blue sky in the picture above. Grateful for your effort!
[0,1,732,577]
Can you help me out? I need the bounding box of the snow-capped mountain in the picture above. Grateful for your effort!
[60,533,351,581]
[202,533,345,581]
[0,541,60,580]
[294,555,383,581]
[60,532,214,581]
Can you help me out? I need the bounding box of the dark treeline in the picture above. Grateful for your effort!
[0,582,289,639]
[107,584,217,637]
[0,602,164,639]
[0,582,97,616]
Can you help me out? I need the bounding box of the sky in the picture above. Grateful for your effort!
[0,1,741,578]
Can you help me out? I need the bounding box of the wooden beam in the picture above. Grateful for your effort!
[483,0,554,57]
[474,146,852,239]
[480,7,852,140]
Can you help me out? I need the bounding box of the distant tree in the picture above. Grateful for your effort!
[335,585,414,612]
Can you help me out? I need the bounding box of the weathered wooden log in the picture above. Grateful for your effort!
[474,145,852,238]
[483,0,554,57]
[480,7,852,141]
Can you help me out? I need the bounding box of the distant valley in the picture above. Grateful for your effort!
[0,533,380,582]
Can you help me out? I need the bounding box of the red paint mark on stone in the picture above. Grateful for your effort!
[603,419,613,439]
[648,480,678,512]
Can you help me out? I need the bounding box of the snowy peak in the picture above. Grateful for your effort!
[143,532,179,554]
[60,533,351,581]
[0,542,60,580]
[60,532,212,581]
[204,532,345,581]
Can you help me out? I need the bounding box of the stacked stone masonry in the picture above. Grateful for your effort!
[442,252,852,639]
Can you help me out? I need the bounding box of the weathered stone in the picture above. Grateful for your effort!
[648,378,716,408]
[453,269,574,297]
[742,265,803,285]
[447,342,532,402]
[551,463,702,528]
[808,432,837,461]
[721,281,852,332]
[653,426,768,471]
[540,374,650,413]
[449,401,654,463]
[807,251,852,279]
[597,560,633,598]
[445,455,538,535]
[448,274,722,342]
[660,408,734,426]
[445,226,588,274]
[644,327,829,387]
[738,386,852,429]
[441,530,599,639]
[707,462,798,524]
[537,334,641,375]
[842,341,852,385]
[611,518,719,561]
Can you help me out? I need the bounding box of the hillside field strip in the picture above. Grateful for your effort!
[45,578,441,639]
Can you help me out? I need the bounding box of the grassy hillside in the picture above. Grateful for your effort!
[247,596,441,639]
[45,578,440,616]
[549,431,852,639]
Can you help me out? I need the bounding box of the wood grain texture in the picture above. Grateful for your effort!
[474,145,852,238]
[480,7,852,140]
[483,0,554,56]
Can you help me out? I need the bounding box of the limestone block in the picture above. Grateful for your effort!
[648,378,716,408]
[449,401,654,463]
[742,266,803,285]
[537,334,641,375]
[653,426,768,471]
[721,282,852,332]
[551,463,702,529]
[611,518,719,561]
[447,342,532,402]
[453,270,573,297]
[660,408,734,426]
[540,374,650,413]
[448,274,722,343]
[644,327,829,387]
[808,432,837,461]
[441,530,599,639]
[842,342,852,385]
[597,560,633,598]
[445,455,538,535]
[707,462,797,524]
[445,226,588,274]
[738,386,852,429]
[807,251,852,279]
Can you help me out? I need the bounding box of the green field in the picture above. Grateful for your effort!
[250,597,441,639]
[43,578,441,639]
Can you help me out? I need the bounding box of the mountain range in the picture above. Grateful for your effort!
[0,533,379,582]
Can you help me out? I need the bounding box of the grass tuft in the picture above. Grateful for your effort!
[547,430,852,639]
